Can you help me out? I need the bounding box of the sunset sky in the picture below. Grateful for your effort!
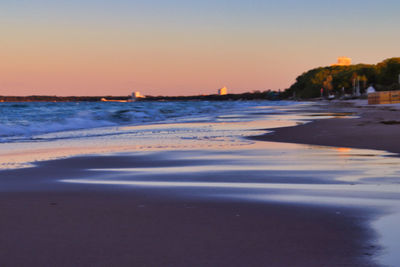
[1,0,399,96]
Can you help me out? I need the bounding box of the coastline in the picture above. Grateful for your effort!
[252,100,400,154]
[250,99,400,266]
[0,151,380,267]
[1,100,398,266]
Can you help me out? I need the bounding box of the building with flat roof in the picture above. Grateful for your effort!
[132,91,144,99]
[332,57,352,66]
[218,87,228,95]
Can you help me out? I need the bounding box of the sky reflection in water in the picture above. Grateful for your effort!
[61,142,400,266]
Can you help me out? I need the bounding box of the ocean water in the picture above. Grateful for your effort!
[0,100,297,143]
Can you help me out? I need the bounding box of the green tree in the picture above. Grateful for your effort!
[284,58,400,98]
[323,75,333,92]
[376,58,400,85]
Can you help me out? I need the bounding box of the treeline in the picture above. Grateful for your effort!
[140,90,280,101]
[283,57,400,98]
[0,90,281,102]
[0,95,130,102]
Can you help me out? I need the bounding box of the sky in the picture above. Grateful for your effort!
[1,0,399,96]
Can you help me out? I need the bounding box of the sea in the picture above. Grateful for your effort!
[0,100,308,170]
[0,100,298,144]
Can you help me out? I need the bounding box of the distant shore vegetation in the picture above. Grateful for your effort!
[2,58,400,102]
[0,90,281,102]
[283,57,400,98]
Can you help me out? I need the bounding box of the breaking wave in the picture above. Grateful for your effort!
[0,100,296,142]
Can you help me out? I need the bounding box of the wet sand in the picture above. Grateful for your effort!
[254,100,400,154]
[0,150,381,267]
[0,191,376,267]
[1,100,396,266]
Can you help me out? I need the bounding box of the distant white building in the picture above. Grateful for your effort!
[366,86,376,94]
[218,87,228,95]
[332,57,352,66]
[132,91,144,99]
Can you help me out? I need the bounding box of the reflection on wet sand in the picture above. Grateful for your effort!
[58,141,400,267]
[53,141,400,266]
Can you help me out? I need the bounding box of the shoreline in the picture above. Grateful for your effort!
[252,100,400,155]
[0,92,280,102]
[0,151,382,266]
[249,100,400,266]
[0,100,397,266]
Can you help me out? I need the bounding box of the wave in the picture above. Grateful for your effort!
[0,100,297,142]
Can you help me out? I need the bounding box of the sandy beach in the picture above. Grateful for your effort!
[254,100,400,154]
[1,100,399,266]
[0,152,379,267]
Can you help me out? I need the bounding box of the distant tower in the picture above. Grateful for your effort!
[132,91,144,100]
[332,57,352,66]
[218,86,228,95]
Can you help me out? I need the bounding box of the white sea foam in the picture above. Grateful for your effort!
[0,100,298,143]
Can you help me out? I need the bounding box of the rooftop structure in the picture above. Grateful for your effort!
[132,91,144,99]
[332,57,352,66]
[218,87,228,95]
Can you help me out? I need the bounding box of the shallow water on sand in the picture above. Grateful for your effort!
[59,142,400,266]
[0,102,304,173]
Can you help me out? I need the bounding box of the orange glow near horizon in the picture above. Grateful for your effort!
[0,44,299,96]
[1,1,399,96]
[0,23,324,96]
